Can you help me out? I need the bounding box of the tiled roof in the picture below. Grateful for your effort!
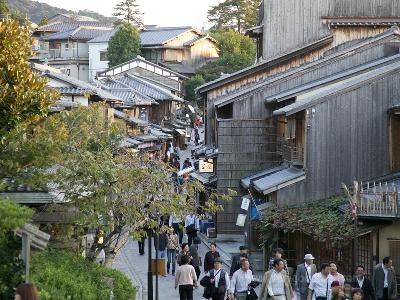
[32,63,122,102]
[116,74,184,102]
[88,27,119,43]
[160,63,196,75]
[48,14,99,23]
[140,26,192,46]
[42,26,112,41]
[58,86,90,95]
[96,78,158,106]
[0,192,59,204]
[36,21,111,33]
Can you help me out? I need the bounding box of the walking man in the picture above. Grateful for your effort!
[229,258,254,300]
[169,214,184,244]
[230,245,252,276]
[372,257,397,300]
[268,248,289,273]
[296,254,317,300]
[204,242,220,273]
[352,265,375,300]
[260,258,293,300]
[330,262,345,286]
[205,257,230,300]
[185,214,199,246]
[307,263,333,300]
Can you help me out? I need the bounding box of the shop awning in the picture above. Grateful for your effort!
[175,129,186,135]
[190,172,217,184]
[252,167,306,195]
[240,166,286,189]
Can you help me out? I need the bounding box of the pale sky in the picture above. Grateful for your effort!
[35,0,222,29]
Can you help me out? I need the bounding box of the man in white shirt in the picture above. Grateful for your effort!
[329,262,345,286]
[308,263,333,300]
[260,259,293,300]
[169,215,183,244]
[229,258,253,300]
[185,214,199,246]
[206,257,230,300]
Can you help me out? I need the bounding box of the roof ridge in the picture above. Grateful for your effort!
[124,73,177,98]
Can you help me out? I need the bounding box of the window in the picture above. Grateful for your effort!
[100,51,108,61]
[66,69,71,76]
[216,103,233,119]
[65,43,69,50]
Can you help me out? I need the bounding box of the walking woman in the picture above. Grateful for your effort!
[177,243,191,266]
[167,227,180,275]
[189,236,201,280]
[175,255,198,300]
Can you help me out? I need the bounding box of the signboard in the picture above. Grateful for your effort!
[199,159,214,173]
[241,196,250,211]
[236,214,247,227]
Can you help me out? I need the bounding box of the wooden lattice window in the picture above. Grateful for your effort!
[389,240,400,275]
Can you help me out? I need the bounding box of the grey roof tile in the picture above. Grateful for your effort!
[37,21,111,33]
[140,26,192,46]
[43,27,112,41]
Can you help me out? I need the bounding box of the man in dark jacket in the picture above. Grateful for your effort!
[204,242,220,273]
[229,245,253,276]
[352,265,375,300]
[154,230,168,260]
[372,257,397,300]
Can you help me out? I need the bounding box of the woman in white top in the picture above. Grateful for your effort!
[175,254,198,300]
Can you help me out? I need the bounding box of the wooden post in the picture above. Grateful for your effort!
[21,232,31,282]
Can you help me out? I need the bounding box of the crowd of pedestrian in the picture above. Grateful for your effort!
[172,241,398,300]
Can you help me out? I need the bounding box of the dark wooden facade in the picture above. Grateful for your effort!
[199,0,400,236]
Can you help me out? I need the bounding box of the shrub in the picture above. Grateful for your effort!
[31,249,135,300]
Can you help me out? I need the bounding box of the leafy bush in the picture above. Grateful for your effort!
[185,74,206,101]
[31,250,135,300]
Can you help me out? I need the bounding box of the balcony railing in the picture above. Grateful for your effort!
[357,190,399,218]
[277,138,304,166]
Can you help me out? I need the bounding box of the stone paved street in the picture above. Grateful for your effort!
[113,236,212,300]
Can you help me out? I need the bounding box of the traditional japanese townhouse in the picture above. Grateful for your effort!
[94,55,188,97]
[197,0,400,275]
[96,72,185,125]
[31,17,113,82]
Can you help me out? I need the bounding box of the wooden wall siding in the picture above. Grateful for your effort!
[277,72,400,205]
[332,27,389,47]
[216,119,280,233]
[190,39,219,66]
[165,31,198,47]
[263,0,331,60]
[328,0,400,16]
[262,0,400,60]
[206,41,399,145]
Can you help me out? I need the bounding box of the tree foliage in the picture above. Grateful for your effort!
[108,23,141,67]
[0,0,9,19]
[197,30,256,82]
[0,199,33,299]
[0,19,58,140]
[0,104,232,266]
[38,15,49,26]
[259,197,356,245]
[0,198,34,237]
[185,74,206,102]
[208,0,260,33]
[31,249,135,300]
[113,0,143,26]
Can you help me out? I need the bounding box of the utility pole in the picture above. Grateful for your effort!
[147,229,153,300]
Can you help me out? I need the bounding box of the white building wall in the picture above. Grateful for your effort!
[88,42,109,81]
[49,63,89,82]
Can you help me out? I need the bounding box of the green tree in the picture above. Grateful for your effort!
[0,19,58,140]
[0,104,232,266]
[107,23,141,67]
[208,0,259,33]
[38,15,49,26]
[197,30,256,82]
[0,0,9,19]
[113,0,143,26]
[185,74,206,102]
[0,199,33,298]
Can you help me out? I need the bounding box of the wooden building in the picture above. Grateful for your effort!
[197,0,400,274]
